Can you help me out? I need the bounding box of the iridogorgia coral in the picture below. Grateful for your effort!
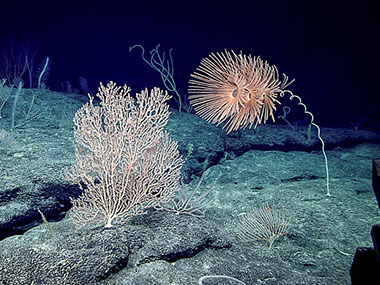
[188,50,330,196]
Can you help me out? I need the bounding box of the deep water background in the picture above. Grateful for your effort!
[0,0,378,129]
[0,1,380,283]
